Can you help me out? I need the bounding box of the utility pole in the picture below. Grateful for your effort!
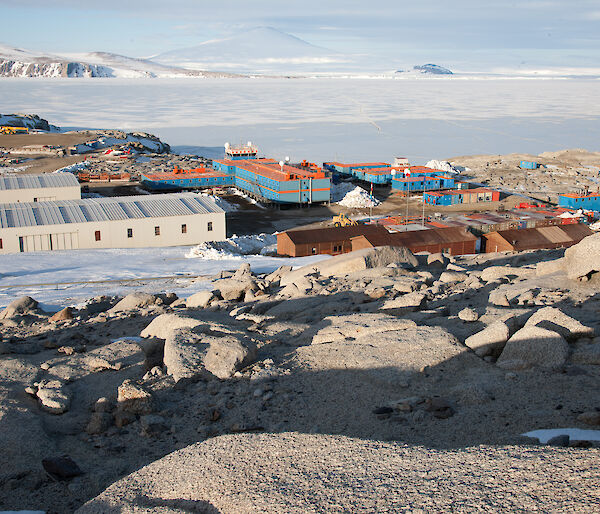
[422,175,426,227]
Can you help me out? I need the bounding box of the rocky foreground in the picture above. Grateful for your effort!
[1,239,600,512]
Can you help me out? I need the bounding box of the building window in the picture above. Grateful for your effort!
[33,198,38,202]
[207,222,213,232]
[95,230,101,241]
[127,228,133,238]
[311,247,317,255]
[0,238,2,249]
[155,226,160,236]
[181,224,187,234]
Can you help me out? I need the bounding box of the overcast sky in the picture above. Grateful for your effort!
[1,0,599,69]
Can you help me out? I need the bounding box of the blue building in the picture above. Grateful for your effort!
[558,193,600,211]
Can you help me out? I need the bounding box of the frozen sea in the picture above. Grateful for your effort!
[1,77,599,307]
[2,77,600,164]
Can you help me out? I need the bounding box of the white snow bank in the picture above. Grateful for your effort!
[337,186,380,208]
[330,181,356,203]
[186,233,278,259]
[0,246,328,309]
[229,189,266,209]
[425,160,467,174]
[54,161,89,173]
[558,209,585,219]
[522,428,600,443]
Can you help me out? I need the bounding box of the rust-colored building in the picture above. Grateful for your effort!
[277,224,390,257]
[350,226,478,256]
[482,224,592,253]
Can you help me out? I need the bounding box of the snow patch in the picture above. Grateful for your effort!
[186,233,278,260]
[53,161,89,173]
[425,160,466,174]
[522,428,600,443]
[336,185,380,208]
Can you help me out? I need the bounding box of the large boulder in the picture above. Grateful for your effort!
[563,233,600,280]
[109,292,160,313]
[76,433,600,514]
[163,328,209,382]
[213,278,258,301]
[0,296,38,319]
[496,326,569,370]
[117,380,153,415]
[380,292,427,315]
[282,246,418,286]
[185,290,215,309]
[164,329,255,381]
[480,266,531,283]
[140,314,204,339]
[524,307,594,341]
[203,335,257,379]
[464,320,511,357]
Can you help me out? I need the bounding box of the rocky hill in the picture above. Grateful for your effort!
[1,238,600,512]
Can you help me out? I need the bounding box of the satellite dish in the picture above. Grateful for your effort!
[285,156,290,162]
[279,160,284,167]
[224,142,230,149]
[391,170,396,176]
[247,141,252,147]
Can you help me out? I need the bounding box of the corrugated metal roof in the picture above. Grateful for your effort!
[353,227,477,248]
[0,173,79,191]
[484,224,592,251]
[0,193,224,229]
[282,225,389,245]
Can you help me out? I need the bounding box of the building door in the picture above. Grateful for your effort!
[300,179,310,203]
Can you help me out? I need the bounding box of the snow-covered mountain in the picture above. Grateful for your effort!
[152,27,351,74]
[0,43,235,78]
[56,51,236,78]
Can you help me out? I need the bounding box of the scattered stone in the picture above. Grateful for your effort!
[115,410,136,428]
[438,271,466,284]
[0,296,38,319]
[496,326,569,370]
[426,253,449,268]
[465,320,511,357]
[86,412,113,435]
[547,434,570,447]
[481,266,531,283]
[140,415,168,436]
[117,380,153,415]
[524,307,594,341]
[203,336,257,379]
[489,290,510,307]
[140,313,204,339]
[49,307,73,322]
[458,307,479,322]
[36,380,70,414]
[185,291,215,309]
[94,397,113,413]
[392,397,421,412]
[163,328,209,383]
[563,233,600,280]
[536,258,565,277]
[109,292,160,313]
[380,292,427,314]
[425,398,455,419]
[42,455,83,481]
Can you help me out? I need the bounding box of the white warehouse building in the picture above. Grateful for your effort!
[0,173,81,204]
[0,193,226,254]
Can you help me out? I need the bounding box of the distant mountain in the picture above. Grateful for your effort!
[152,27,350,74]
[0,43,236,78]
[395,64,453,76]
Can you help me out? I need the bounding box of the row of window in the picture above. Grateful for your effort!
[94,222,213,242]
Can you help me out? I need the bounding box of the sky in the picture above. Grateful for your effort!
[1,0,599,70]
